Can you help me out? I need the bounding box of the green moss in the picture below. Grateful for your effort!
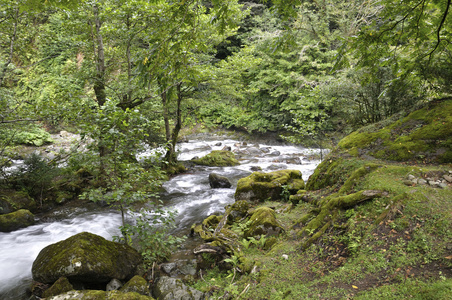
[245,206,284,238]
[337,99,452,163]
[0,209,35,232]
[0,189,36,214]
[42,277,73,298]
[289,190,307,205]
[51,290,154,300]
[120,275,149,295]
[192,150,239,166]
[235,170,303,202]
[338,163,381,194]
[32,232,142,284]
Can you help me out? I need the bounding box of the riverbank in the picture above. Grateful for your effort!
[186,99,452,299]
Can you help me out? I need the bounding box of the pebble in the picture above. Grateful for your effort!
[443,175,452,183]
[282,254,289,260]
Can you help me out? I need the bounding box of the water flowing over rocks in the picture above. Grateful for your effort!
[0,132,323,299]
[32,232,141,285]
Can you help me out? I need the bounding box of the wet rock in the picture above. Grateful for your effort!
[261,147,271,154]
[120,275,150,295]
[214,142,222,146]
[42,277,73,298]
[32,232,141,285]
[247,147,263,156]
[235,170,304,202]
[221,146,231,151]
[269,151,281,156]
[0,209,35,232]
[208,173,232,189]
[267,164,287,170]
[152,276,204,300]
[250,166,262,172]
[245,206,284,238]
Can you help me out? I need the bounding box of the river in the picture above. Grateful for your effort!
[0,133,323,299]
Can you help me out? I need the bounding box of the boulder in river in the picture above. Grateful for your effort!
[208,173,232,188]
[0,209,35,232]
[32,232,141,285]
[235,170,304,202]
[191,150,239,167]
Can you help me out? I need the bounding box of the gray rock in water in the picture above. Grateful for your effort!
[106,278,123,291]
[208,173,232,189]
[153,276,204,300]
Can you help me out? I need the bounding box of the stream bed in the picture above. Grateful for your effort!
[0,133,323,299]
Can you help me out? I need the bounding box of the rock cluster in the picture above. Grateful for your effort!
[404,171,452,188]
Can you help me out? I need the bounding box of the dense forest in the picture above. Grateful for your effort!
[0,0,451,299]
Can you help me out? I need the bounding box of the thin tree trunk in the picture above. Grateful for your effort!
[165,83,182,164]
[0,7,18,87]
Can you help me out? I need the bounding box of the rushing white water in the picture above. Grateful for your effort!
[0,134,323,299]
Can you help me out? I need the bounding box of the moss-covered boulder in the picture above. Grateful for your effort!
[32,232,141,285]
[120,275,150,295]
[192,150,239,167]
[0,209,35,232]
[228,200,250,222]
[46,290,154,299]
[337,99,452,163]
[42,277,73,298]
[152,276,204,300]
[244,206,284,238]
[235,170,304,202]
[0,189,36,214]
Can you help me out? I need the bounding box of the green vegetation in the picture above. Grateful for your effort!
[0,0,451,298]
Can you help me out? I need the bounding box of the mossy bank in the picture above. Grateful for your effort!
[188,100,452,299]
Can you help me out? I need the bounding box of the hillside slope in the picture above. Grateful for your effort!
[190,100,452,299]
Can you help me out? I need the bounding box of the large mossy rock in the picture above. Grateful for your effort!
[0,189,36,214]
[46,290,154,299]
[32,232,141,285]
[235,170,304,202]
[245,206,284,238]
[152,276,204,300]
[192,150,239,167]
[337,99,452,163]
[0,209,35,232]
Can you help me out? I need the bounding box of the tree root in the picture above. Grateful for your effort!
[297,189,387,249]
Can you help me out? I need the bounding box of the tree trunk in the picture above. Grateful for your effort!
[0,7,18,88]
[92,4,107,185]
[164,83,182,164]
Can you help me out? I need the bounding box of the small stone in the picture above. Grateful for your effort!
[282,254,289,260]
[411,179,418,184]
[403,180,414,186]
[418,179,427,185]
[429,181,439,188]
[407,174,416,180]
[106,279,123,291]
[438,183,448,189]
[443,175,452,183]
